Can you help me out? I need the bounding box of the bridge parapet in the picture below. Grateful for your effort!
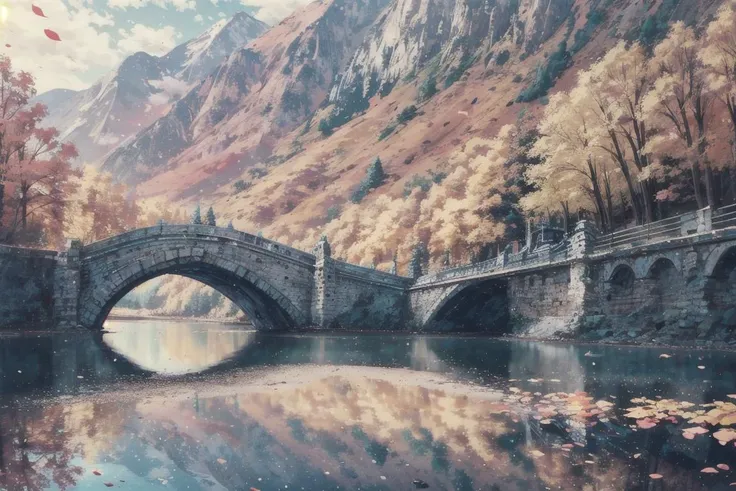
[80,224,316,265]
[413,235,572,288]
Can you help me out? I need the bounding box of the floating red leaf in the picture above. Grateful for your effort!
[44,29,61,41]
[32,5,47,17]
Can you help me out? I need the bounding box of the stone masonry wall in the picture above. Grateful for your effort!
[0,245,58,329]
[327,261,411,330]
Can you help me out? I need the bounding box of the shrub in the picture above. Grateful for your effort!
[516,41,571,103]
[318,118,333,137]
[418,75,438,102]
[496,50,510,66]
[397,105,418,124]
[233,180,250,193]
[378,124,397,141]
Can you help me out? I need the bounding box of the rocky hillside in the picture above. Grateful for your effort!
[81,0,729,269]
[103,0,391,191]
[35,12,267,165]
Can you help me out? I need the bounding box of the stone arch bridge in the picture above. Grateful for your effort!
[50,224,411,330]
[5,207,736,337]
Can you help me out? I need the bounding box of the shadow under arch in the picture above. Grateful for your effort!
[423,279,509,333]
[704,245,736,311]
[82,258,301,331]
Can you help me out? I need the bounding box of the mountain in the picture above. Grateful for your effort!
[98,0,727,269]
[102,0,391,189]
[101,0,578,195]
[36,12,268,165]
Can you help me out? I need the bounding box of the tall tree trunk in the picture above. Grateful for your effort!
[704,163,717,209]
[610,130,644,224]
[560,201,570,235]
[640,179,654,223]
[588,159,608,232]
[691,160,705,209]
[0,181,4,229]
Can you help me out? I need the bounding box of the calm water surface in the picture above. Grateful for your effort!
[1,320,736,490]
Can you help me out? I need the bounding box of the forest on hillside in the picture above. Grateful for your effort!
[1,2,736,279]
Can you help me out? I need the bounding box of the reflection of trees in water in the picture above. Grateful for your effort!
[0,404,82,490]
[1,370,733,490]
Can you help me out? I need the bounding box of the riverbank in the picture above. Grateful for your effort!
[107,308,251,325]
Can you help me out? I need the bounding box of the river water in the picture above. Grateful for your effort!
[1,320,736,490]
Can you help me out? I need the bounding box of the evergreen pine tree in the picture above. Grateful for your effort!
[366,157,386,188]
[191,204,203,225]
[206,207,216,226]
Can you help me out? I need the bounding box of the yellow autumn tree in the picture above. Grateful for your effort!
[643,22,717,209]
[701,0,736,172]
[282,127,517,271]
[525,89,624,232]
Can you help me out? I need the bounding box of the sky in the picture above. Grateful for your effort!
[0,0,312,94]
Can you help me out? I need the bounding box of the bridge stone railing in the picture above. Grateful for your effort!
[80,224,317,265]
[412,235,573,288]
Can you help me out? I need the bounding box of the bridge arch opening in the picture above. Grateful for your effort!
[425,279,509,333]
[706,246,736,311]
[646,258,681,312]
[605,264,637,315]
[83,260,300,331]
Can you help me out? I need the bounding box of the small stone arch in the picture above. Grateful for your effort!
[703,245,736,311]
[646,257,682,311]
[642,254,681,278]
[604,263,638,315]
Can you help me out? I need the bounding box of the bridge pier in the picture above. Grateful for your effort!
[53,240,82,329]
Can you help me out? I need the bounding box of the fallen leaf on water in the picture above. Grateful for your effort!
[683,426,709,435]
[649,474,663,479]
[216,458,227,464]
[44,29,61,41]
[701,467,719,474]
[636,418,658,429]
[104,483,114,488]
[659,354,672,359]
[718,464,731,471]
[32,5,47,17]
[92,470,102,476]
[714,429,736,444]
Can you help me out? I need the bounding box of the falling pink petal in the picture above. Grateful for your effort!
[650,474,663,479]
[32,5,47,17]
[44,29,61,41]
[701,467,719,474]
[718,464,731,471]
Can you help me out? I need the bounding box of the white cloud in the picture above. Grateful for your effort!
[149,76,191,105]
[0,0,121,92]
[238,0,312,25]
[118,24,182,56]
[107,0,196,11]
[194,13,204,22]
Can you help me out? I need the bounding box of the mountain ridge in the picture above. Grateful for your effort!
[35,11,268,165]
